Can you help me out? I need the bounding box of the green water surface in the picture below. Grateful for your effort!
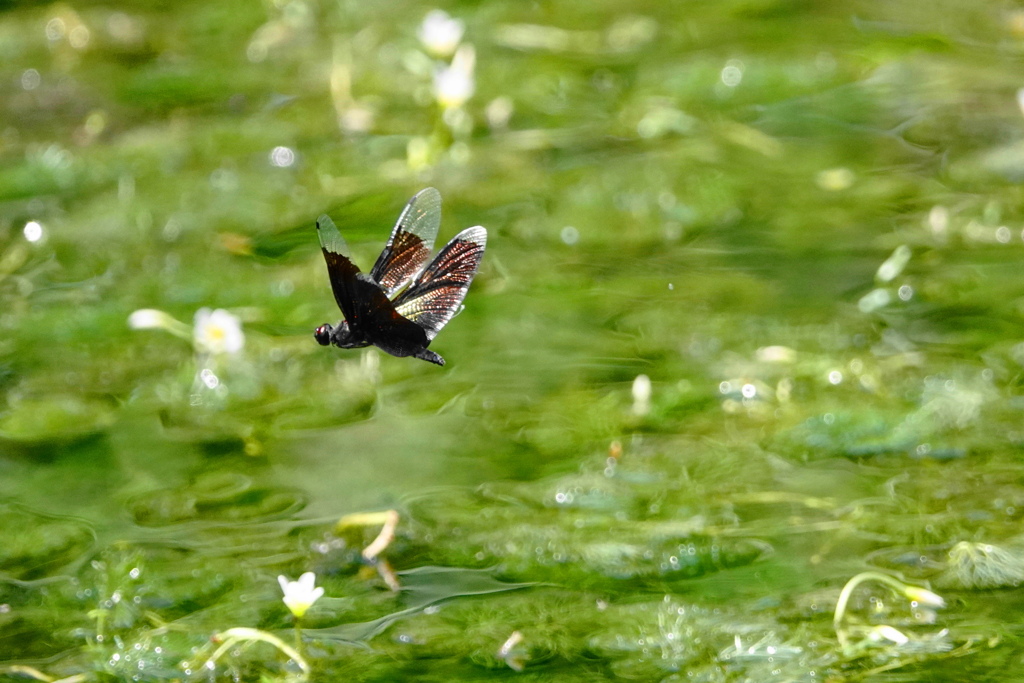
[3,0,1024,680]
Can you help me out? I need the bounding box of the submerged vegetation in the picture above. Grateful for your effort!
[3,0,1024,680]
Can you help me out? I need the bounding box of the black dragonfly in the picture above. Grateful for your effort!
[314,188,487,366]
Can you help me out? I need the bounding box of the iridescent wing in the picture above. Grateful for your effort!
[392,226,487,340]
[370,187,442,297]
[316,214,362,323]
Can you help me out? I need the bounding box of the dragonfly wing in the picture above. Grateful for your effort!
[392,226,487,340]
[317,214,362,322]
[370,187,442,297]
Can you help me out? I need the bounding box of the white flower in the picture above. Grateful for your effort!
[23,220,44,243]
[278,572,324,618]
[193,308,244,355]
[756,345,796,363]
[418,9,464,58]
[857,287,892,313]
[903,585,946,609]
[339,103,374,134]
[485,96,513,130]
[128,308,176,330]
[632,374,651,416]
[876,244,911,283]
[870,625,909,645]
[128,308,193,342]
[433,44,475,110]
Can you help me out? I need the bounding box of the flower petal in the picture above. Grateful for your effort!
[128,308,172,330]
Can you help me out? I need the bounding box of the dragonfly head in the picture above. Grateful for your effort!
[314,323,333,346]
[316,321,363,348]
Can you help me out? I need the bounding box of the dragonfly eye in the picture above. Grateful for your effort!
[314,324,332,346]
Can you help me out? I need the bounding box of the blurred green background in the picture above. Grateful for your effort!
[4,0,1024,679]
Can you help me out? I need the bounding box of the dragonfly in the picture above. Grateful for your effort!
[314,187,487,366]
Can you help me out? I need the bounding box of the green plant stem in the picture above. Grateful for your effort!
[206,627,310,676]
[833,571,911,649]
